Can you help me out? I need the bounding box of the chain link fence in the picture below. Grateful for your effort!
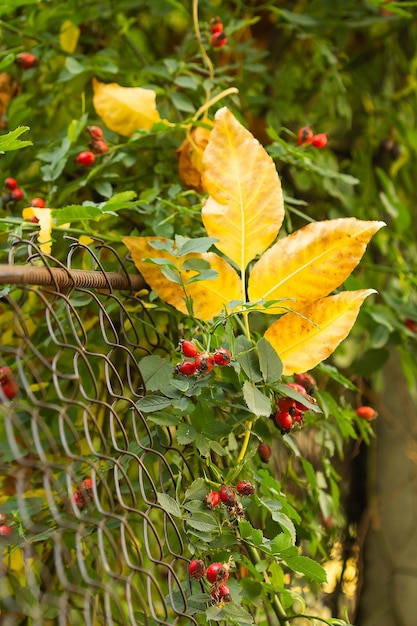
[0,236,198,625]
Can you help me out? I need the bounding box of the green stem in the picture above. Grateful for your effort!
[192,0,214,107]
[246,544,290,624]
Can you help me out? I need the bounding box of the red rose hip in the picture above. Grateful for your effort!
[206,562,229,584]
[188,559,206,580]
[356,405,377,420]
[206,491,221,509]
[179,340,198,358]
[258,442,271,462]
[75,151,95,167]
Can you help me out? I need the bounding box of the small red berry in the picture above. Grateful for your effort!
[4,178,17,190]
[179,339,198,358]
[188,559,206,580]
[236,480,255,496]
[30,197,46,208]
[15,52,39,69]
[278,396,296,413]
[89,139,109,154]
[213,348,232,366]
[195,352,214,374]
[258,442,271,462]
[312,133,328,148]
[274,410,293,431]
[295,372,316,395]
[1,379,19,401]
[0,367,13,383]
[356,405,377,420]
[286,383,307,395]
[175,360,198,376]
[81,478,93,491]
[211,32,227,48]
[10,188,24,201]
[75,151,95,167]
[206,562,229,584]
[206,491,221,509]
[73,489,87,509]
[405,319,417,333]
[0,524,12,539]
[210,582,231,602]
[86,125,104,140]
[209,16,224,34]
[297,126,313,145]
[219,484,236,506]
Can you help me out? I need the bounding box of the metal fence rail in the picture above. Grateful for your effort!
[0,236,197,625]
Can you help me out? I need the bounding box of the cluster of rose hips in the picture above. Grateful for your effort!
[75,125,109,167]
[72,477,94,510]
[297,126,328,149]
[175,340,232,376]
[206,481,255,520]
[0,366,18,402]
[189,557,233,603]
[210,16,227,48]
[272,374,317,434]
[1,177,24,209]
[15,52,39,70]
[0,514,13,541]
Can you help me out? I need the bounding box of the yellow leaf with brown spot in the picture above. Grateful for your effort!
[201,107,284,271]
[92,78,161,136]
[123,237,242,320]
[248,218,385,313]
[264,289,376,375]
[22,207,53,255]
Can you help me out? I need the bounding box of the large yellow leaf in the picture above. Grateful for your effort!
[201,107,284,271]
[92,79,161,136]
[123,237,242,321]
[248,218,385,312]
[264,289,376,375]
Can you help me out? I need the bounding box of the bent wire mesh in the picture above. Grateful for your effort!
[0,235,199,626]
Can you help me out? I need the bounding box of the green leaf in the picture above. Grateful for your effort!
[161,266,183,284]
[176,423,197,445]
[52,205,108,224]
[138,355,174,391]
[283,555,327,584]
[242,382,271,417]
[235,336,262,383]
[156,493,182,518]
[177,236,219,256]
[257,338,283,383]
[181,258,211,272]
[184,478,209,501]
[135,396,173,412]
[101,191,137,210]
[0,126,32,153]
[146,413,179,426]
[186,269,218,284]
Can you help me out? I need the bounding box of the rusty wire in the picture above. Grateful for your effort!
[0,236,199,625]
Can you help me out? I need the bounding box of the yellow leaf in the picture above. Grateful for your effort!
[176,126,212,192]
[264,289,376,375]
[22,207,53,255]
[123,237,242,321]
[201,107,284,271]
[59,20,80,53]
[248,218,385,312]
[92,78,161,136]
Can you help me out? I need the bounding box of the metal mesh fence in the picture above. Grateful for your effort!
[0,236,198,626]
